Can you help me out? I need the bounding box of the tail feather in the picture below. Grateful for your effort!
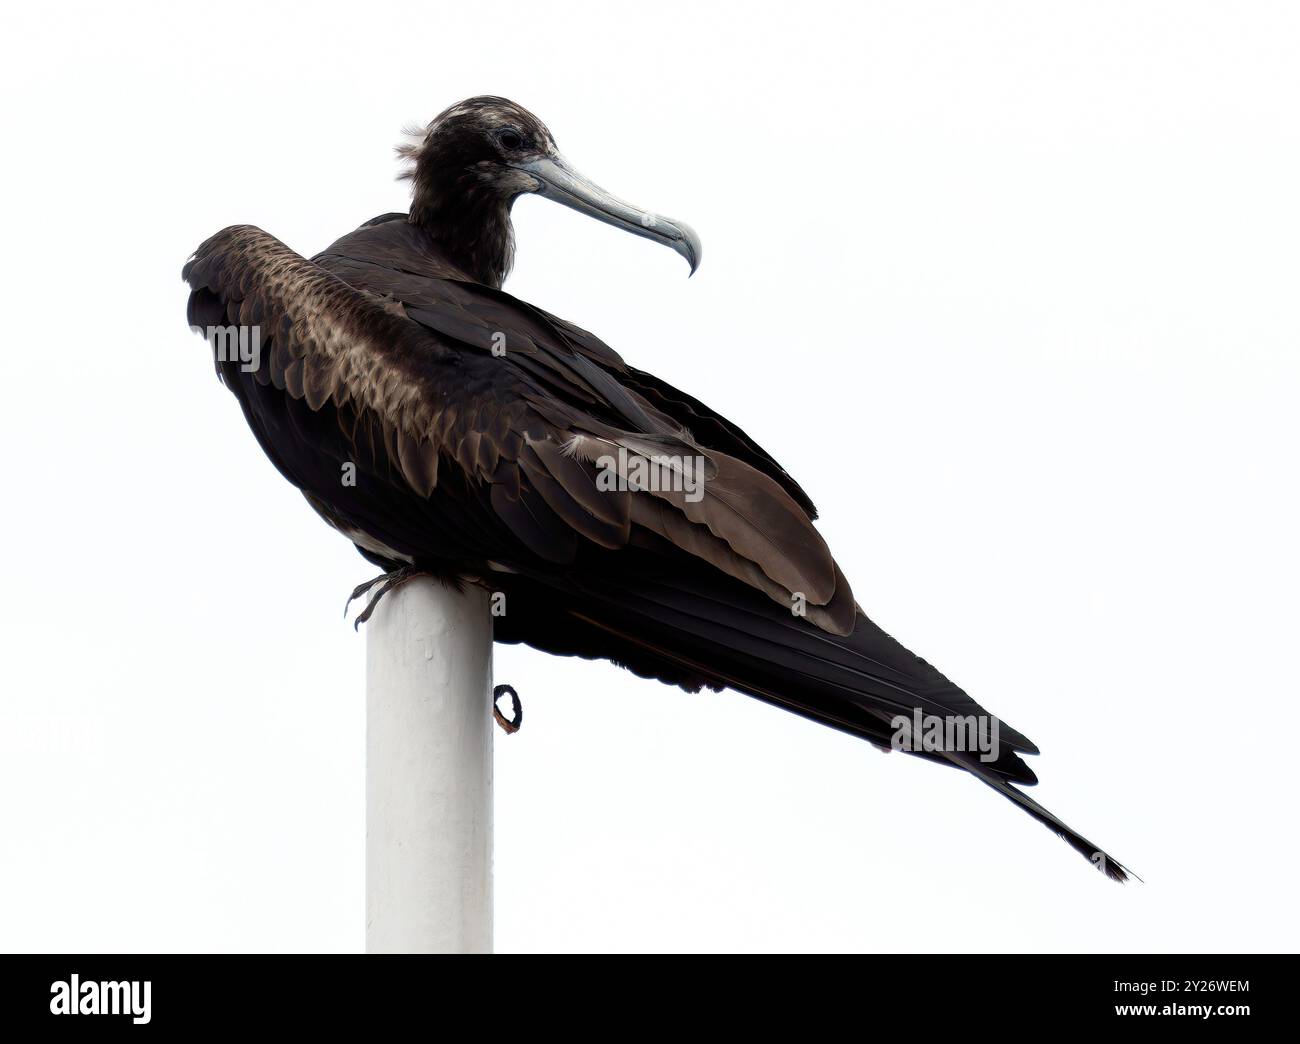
[963,757,1133,883]
[506,558,1130,880]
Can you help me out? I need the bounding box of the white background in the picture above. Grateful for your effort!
[1,1,1296,953]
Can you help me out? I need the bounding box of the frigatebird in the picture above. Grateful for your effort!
[183,96,1127,880]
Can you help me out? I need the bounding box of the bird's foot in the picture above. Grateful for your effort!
[345,565,425,630]
[493,684,523,734]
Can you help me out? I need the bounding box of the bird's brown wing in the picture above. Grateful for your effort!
[183,224,854,633]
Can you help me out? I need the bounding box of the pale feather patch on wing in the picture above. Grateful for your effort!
[560,432,843,612]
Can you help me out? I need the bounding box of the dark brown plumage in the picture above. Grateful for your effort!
[183,96,1128,880]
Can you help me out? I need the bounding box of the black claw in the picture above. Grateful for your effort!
[344,573,390,616]
[347,566,422,629]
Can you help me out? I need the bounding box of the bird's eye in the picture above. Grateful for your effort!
[498,129,524,151]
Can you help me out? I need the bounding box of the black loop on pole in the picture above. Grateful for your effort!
[493,684,523,734]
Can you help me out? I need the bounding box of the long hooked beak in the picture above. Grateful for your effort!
[514,154,702,275]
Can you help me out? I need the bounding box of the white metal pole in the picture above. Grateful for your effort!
[365,577,493,954]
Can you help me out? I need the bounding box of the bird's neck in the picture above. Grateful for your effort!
[409,171,515,288]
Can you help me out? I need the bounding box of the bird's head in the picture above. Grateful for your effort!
[399,96,700,285]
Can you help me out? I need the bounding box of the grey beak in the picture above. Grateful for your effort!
[514,154,701,275]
